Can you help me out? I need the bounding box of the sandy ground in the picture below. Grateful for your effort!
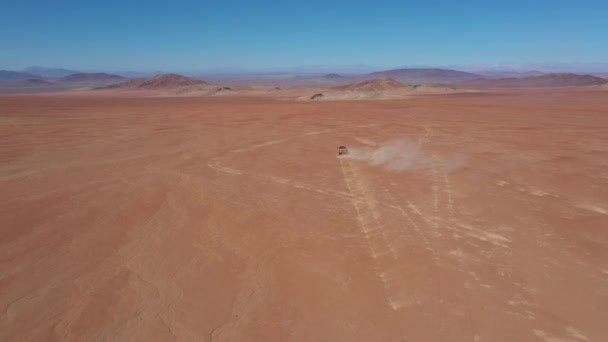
[1,90,608,341]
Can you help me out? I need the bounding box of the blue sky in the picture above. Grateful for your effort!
[1,0,607,72]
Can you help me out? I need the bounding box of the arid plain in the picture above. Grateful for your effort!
[2,89,608,341]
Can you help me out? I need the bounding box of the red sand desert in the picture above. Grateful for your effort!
[1,89,608,341]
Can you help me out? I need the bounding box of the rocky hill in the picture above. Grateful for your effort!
[332,78,411,92]
[100,74,208,90]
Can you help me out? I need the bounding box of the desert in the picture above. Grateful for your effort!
[2,86,608,341]
[3,0,608,340]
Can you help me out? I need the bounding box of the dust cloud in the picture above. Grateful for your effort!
[343,138,431,171]
[343,137,465,172]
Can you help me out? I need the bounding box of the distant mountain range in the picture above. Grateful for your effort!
[58,73,126,82]
[0,71,131,93]
[0,70,42,80]
[0,67,158,80]
[361,68,481,84]
[0,78,54,86]
[218,68,490,87]
[22,67,81,78]
[2,66,608,93]
[459,73,608,88]
[475,70,547,79]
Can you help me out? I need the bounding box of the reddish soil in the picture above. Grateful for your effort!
[1,90,607,341]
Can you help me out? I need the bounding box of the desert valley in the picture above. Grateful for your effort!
[1,68,608,341]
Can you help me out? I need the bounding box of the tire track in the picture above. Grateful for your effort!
[423,128,477,338]
[339,158,412,311]
[207,126,376,199]
[383,188,440,265]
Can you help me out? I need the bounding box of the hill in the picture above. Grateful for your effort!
[100,74,208,90]
[460,73,608,88]
[0,70,42,81]
[0,78,59,94]
[323,73,344,79]
[362,68,482,84]
[300,77,479,101]
[410,84,478,94]
[11,78,54,85]
[332,78,411,92]
[0,78,54,87]
[137,74,207,89]
[59,73,126,82]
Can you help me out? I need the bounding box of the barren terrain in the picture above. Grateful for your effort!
[1,90,608,341]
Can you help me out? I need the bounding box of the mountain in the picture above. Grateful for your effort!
[0,78,54,86]
[286,64,379,74]
[16,78,54,85]
[323,73,344,79]
[476,70,546,79]
[112,71,160,78]
[100,73,207,90]
[332,78,411,92]
[460,73,608,88]
[446,63,608,74]
[0,70,42,80]
[362,68,483,84]
[59,73,126,82]
[22,67,80,78]
[0,78,59,94]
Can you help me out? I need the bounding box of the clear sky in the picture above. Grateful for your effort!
[1,0,607,72]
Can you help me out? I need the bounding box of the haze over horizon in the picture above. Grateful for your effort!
[2,0,607,73]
